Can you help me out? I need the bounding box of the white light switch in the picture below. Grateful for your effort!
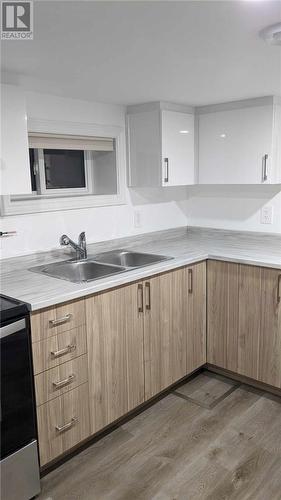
[261,205,274,224]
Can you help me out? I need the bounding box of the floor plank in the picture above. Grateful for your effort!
[38,375,281,500]
[173,371,239,408]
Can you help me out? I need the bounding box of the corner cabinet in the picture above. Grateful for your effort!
[197,97,281,184]
[207,260,281,389]
[127,102,195,187]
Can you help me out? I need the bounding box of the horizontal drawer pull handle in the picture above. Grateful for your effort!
[49,313,73,327]
[55,417,78,433]
[51,344,76,358]
[52,374,76,389]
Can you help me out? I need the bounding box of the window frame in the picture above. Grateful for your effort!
[32,149,93,196]
[0,119,126,216]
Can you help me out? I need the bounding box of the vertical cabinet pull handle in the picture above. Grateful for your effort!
[164,158,169,183]
[262,154,268,182]
[188,268,193,294]
[277,275,281,304]
[145,282,151,310]
[137,284,144,313]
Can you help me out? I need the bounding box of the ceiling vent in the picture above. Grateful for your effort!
[260,22,281,46]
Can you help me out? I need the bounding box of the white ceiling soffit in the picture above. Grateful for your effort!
[1,0,281,106]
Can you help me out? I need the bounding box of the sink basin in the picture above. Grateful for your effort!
[92,249,172,268]
[29,260,126,283]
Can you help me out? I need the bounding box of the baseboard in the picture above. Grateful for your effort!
[206,364,281,398]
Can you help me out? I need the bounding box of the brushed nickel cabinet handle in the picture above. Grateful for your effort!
[52,373,76,389]
[137,284,144,313]
[55,417,78,433]
[49,313,73,327]
[164,158,169,183]
[51,344,76,358]
[145,282,151,310]
[277,274,281,304]
[188,268,193,294]
[262,154,268,182]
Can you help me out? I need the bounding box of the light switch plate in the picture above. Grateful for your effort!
[261,205,274,224]
[134,210,142,228]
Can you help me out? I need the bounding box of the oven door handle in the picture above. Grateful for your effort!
[0,318,26,338]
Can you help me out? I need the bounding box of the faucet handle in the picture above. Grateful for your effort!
[78,232,86,245]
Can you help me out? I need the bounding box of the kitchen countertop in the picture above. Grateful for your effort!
[1,226,281,311]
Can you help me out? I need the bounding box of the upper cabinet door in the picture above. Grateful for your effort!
[127,103,195,188]
[198,103,280,184]
[1,84,31,195]
[161,110,195,186]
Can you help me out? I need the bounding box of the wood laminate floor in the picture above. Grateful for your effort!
[38,373,281,500]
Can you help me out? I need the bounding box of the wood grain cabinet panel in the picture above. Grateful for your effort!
[32,325,87,375]
[207,260,281,389]
[207,260,239,371]
[144,268,188,399]
[85,283,145,435]
[144,263,206,400]
[37,383,90,466]
[35,354,88,406]
[31,298,86,342]
[238,264,262,380]
[259,268,281,388]
[186,262,207,373]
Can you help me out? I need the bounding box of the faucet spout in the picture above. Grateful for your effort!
[60,232,87,260]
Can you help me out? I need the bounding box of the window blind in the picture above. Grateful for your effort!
[28,133,114,152]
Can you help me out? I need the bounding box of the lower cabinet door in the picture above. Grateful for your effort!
[259,267,281,388]
[207,261,281,389]
[143,267,188,400]
[85,283,145,435]
[37,383,90,466]
[186,262,206,373]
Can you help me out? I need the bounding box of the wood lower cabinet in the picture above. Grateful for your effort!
[85,282,145,435]
[207,260,281,389]
[144,262,206,400]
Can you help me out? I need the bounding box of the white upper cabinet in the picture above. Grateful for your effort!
[127,103,195,187]
[1,84,31,195]
[198,97,281,185]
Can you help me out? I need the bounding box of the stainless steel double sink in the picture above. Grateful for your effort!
[29,249,172,283]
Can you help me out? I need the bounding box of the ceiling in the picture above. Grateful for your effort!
[1,0,281,106]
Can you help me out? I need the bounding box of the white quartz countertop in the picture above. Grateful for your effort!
[1,226,281,311]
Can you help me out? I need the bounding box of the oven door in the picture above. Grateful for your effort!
[0,317,37,459]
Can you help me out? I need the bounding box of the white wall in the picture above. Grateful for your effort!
[0,90,189,259]
[185,185,281,234]
[1,89,280,260]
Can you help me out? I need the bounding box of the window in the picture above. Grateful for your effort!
[28,133,118,197]
[1,124,126,216]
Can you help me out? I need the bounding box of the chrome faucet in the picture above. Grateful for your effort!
[60,232,87,260]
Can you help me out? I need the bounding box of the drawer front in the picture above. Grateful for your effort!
[32,326,87,375]
[31,298,86,342]
[37,383,90,466]
[35,355,88,406]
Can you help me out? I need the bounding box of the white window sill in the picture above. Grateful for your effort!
[0,192,126,216]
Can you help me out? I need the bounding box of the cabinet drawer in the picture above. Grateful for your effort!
[31,298,86,342]
[37,383,90,466]
[35,355,88,406]
[32,326,87,375]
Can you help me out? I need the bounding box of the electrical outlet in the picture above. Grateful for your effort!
[261,205,274,224]
[134,210,142,228]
